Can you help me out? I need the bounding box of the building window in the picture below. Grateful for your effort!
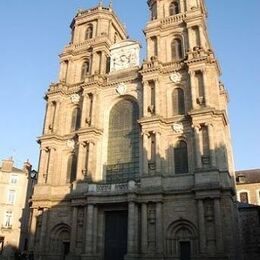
[10,175,18,184]
[171,38,183,61]
[81,60,90,80]
[169,1,179,16]
[172,88,185,115]
[4,211,12,228]
[107,99,140,182]
[85,24,93,40]
[7,190,15,204]
[240,192,249,204]
[174,140,188,174]
[71,106,81,132]
[66,153,77,183]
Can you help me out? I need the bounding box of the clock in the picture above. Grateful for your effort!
[30,170,37,179]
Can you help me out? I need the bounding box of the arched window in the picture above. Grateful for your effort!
[85,24,93,40]
[66,153,77,183]
[171,38,183,60]
[174,140,188,174]
[172,88,185,115]
[169,1,179,16]
[71,106,81,131]
[107,99,140,183]
[81,60,90,80]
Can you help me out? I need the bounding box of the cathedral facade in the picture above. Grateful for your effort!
[29,1,239,259]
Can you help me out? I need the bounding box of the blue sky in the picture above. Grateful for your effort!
[0,0,259,170]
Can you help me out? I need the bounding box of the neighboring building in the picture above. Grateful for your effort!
[235,170,260,260]
[30,1,240,260]
[236,169,260,205]
[0,158,31,257]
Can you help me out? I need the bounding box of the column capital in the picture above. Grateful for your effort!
[192,124,201,131]
[188,70,195,76]
[205,122,214,128]
[141,131,151,137]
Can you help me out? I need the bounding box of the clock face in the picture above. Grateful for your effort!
[120,54,128,63]
[30,170,37,179]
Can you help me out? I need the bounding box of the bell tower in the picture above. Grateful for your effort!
[140,0,238,258]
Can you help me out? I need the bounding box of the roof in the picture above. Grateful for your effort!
[236,169,260,184]
[0,166,24,174]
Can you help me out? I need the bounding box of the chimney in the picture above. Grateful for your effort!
[23,160,32,175]
[1,158,14,172]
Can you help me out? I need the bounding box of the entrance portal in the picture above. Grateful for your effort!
[179,241,191,260]
[104,211,128,260]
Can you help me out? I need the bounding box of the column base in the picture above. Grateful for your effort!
[124,253,164,260]
[81,254,101,260]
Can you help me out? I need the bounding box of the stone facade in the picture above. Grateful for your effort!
[0,159,32,257]
[30,1,239,260]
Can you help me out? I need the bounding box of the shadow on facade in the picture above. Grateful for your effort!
[17,141,254,260]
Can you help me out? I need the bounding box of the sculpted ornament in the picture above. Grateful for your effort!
[70,94,80,104]
[67,139,75,149]
[170,72,182,83]
[116,83,127,95]
[172,123,184,134]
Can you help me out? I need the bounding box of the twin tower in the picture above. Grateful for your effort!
[30,1,239,259]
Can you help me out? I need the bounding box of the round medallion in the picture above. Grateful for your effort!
[70,94,80,104]
[116,83,127,95]
[172,123,184,134]
[67,139,75,149]
[170,72,182,83]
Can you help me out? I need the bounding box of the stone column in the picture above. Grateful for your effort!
[189,71,197,109]
[52,101,60,133]
[70,207,78,253]
[85,204,94,254]
[92,206,98,254]
[81,93,90,128]
[142,81,149,117]
[88,142,95,181]
[199,25,205,49]
[214,199,224,252]
[91,93,96,126]
[77,142,87,180]
[38,149,46,184]
[198,200,206,253]
[46,148,55,184]
[29,209,38,251]
[193,125,202,168]
[207,123,217,167]
[187,26,194,50]
[39,209,48,254]
[142,132,149,175]
[127,201,136,254]
[202,69,209,107]
[44,102,52,134]
[43,147,51,183]
[156,202,163,254]
[155,132,161,173]
[155,79,160,116]
[141,203,148,254]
